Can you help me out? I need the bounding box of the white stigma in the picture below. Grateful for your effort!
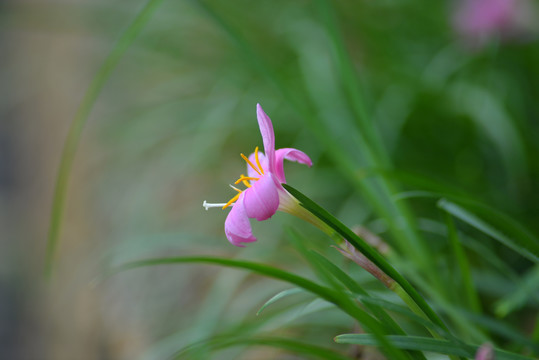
[203,200,230,210]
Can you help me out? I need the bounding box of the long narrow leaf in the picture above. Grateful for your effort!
[282,184,449,334]
[256,288,305,316]
[454,309,539,353]
[336,334,472,357]
[116,256,410,360]
[335,334,535,360]
[176,335,352,360]
[495,264,539,317]
[314,0,388,166]
[437,199,539,263]
[285,229,428,359]
[357,297,445,336]
[444,211,482,313]
[307,252,411,337]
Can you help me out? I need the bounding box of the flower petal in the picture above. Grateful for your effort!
[224,192,257,247]
[475,343,494,360]
[247,151,267,179]
[243,173,279,221]
[274,148,313,183]
[256,104,275,172]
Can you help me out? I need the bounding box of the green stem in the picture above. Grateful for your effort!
[393,285,442,339]
[283,184,450,335]
[445,211,482,313]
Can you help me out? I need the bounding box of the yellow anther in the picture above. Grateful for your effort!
[219,147,267,211]
[255,146,264,175]
[222,191,241,209]
[234,175,259,185]
[241,153,262,176]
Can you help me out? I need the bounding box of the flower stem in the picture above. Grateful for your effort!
[282,184,451,336]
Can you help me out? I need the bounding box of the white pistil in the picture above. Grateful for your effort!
[203,200,230,210]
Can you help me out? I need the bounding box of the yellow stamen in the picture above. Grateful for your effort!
[219,147,267,211]
[241,153,261,176]
[237,174,252,188]
[234,175,259,184]
[255,146,264,175]
[230,184,242,193]
[222,192,241,209]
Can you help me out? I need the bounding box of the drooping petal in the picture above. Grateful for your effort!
[274,148,313,183]
[247,151,267,180]
[224,192,257,247]
[243,173,279,221]
[256,104,275,173]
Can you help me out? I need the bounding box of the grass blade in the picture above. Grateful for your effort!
[437,199,539,263]
[335,334,472,357]
[176,336,352,360]
[444,210,482,313]
[256,288,305,316]
[335,334,535,360]
[283,184,449,334]
[494,264,539,317]
[314,0,388,166]
[116,256,410,360]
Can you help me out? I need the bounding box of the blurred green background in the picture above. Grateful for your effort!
[1,0,538,359]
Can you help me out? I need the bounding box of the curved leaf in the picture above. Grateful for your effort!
[116,256,409,360]
[335,334,535,360]
[437,199,539,263]
[256,288,305,316]
[282,184,449,334]
[176,335,352,360]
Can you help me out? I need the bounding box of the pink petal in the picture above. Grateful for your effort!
[243,173,280,221]
[274,148,313,183]
[247,152,268,180]
[224,192,257,247]
[475,344,494,360]
[256,104,276,173]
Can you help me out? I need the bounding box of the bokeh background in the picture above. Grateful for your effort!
[1,0,538,359]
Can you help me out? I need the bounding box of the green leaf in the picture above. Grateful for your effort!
[335,334,536,360]
[335,334,472,357]
[494,264,539,317]
[286,230,428,359]
[307,250,367,296]
[395,191,539,265]
[443,211,482,313]
[282,184,449,334]
[307,251,413,338]
[357,297,445,336]
[285,227,344,290]
[415,216,520,282]
[176,336,352,360]
[314,0,388,165]
[256,288,305,316]
[116,256,410,360]
[454,309,539,353]
[437,199,539,263]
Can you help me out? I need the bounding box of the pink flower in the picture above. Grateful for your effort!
[453,0,537,48]
[475,343,494,360]
[203,104,312,247]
